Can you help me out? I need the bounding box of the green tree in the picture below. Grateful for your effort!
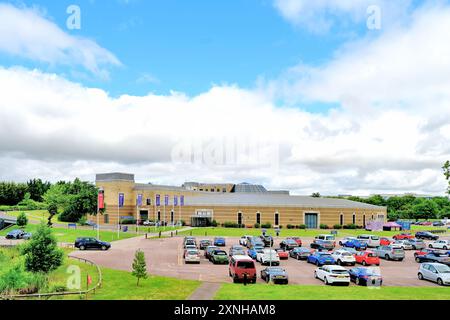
[131,250,148,286]
[311,192,321,198]
[16,212,28,228]
[443,161,450,195]
[0,182,28,205]
[47,203,58,227]
[27,179,51,202]
[411,199,439,220]
[21,223,64,274]
[366,195,386,207]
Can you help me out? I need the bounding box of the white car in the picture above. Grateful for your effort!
[184,249,201,264]
[418,263,450,286]
[257,249,280,266]
[314,265,350,286]
[392,240,413,250]
[429,240,450,250]
[332,249,356,266]
[357,234,381,248]
[239,235,252,246]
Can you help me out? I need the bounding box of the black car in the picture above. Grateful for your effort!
[75,237,111,251]
[280,239,299,250]
[415,231,439,240]
[260,235,274,247]
[433,221,445,227]
[415,252,450,266]
[199,240,211,250]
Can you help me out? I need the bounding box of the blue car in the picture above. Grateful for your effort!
[247,246,264,259]
[307,252,335,266]
[342,238,367,250]
[214,237,226,247]
[348,267,383,286]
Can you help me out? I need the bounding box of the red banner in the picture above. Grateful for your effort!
[98,192,105,209]
[87,275,92,285]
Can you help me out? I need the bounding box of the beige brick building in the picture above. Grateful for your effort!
[92,173,387,228]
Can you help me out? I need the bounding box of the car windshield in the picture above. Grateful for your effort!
[340,252,352,256]
[364,269,381,276]
[435,265,450,273]
[268,268,284,273]
[332,269,348,274]
[187,251,198,255]
[237,261,254,269]
[320,253,331,257]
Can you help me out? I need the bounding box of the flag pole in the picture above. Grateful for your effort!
[117,192,120,239]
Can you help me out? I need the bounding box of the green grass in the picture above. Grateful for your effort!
[179,225,448,238]
[6,210,50,222]
[215,284,450,300]
[0,224,139,243]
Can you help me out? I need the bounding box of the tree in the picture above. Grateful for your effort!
[47,203,58,227]
[443,161,450,195]
[0,182,28,205]
[16,212,28,228]
[411,199,439,220]
[131,250,148,286]
[27,179,51,202]
[21,222,64,274]
[311,192,321,198]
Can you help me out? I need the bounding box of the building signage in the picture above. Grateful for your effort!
[180,195,185,207]
[156,194,161,207]
[98,191,104,210]
[174,195,178,206]
[118,193,125,208]
[137,194,143,207]
[165,195,169,206]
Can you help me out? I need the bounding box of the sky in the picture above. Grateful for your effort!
[0,0,449,196]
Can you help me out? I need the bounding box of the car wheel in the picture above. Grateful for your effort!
[385,254,390,260]
[437,278,444,286]
[101,246,107,251]
[362,261,367,266]
[316,260,320,266]
[398,259,404,262]
[429,244,433,248]
[233,276,238,284]
[266,277,270,284]
[314,272,318,279]
[337,260,342,266]
[418,273,424,280]
[415,257,421,263]
[80,245,86,251]
[356,278,360,286]
[324,277,329,285]
[444,246,448,250]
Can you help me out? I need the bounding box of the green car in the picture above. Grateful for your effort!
[210,250,229,264]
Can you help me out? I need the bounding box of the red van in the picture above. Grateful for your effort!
[229,255,257,283]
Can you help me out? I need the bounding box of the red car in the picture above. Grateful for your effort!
[393,233,414,240]
[380,237,391,246]
[275,248,289,260]
[354,251,380,266]
[290,237,303,247]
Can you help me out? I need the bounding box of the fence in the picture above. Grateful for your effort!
[0,256,102,300]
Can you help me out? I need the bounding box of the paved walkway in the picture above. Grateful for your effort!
[188,282,221,300]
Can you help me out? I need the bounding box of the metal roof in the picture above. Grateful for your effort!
[234,184,267,193]
[184,193,386,210]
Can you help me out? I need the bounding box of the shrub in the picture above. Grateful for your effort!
[16,212,28,228]
[77,216,89,226]
[261,222,272,229]
[223,221,239,228]
[49,284,68,293]
[298,224,306,229]
[343,223,358,230]
[0,265,47,295]
[333,224,343,229]
[320,224,329,230]
[121,218,137,225]
[254,223,260,229]
[211,220,218,227]
[286,224,295,229]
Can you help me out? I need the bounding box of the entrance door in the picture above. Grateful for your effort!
[305,213,318,229]
[237,212,243,225]
[139,210,149,221]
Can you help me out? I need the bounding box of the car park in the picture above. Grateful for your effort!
[229,255,257,283]
[392,240,414,250]
[407,239,426,250]
[310,239,335,251]
[260,235,274,247]
[354,251,380,266]
[314,265,350,286]
[307,252,335,266]
[429,240,449,250]
[415,251,450,266]
[199,240,211,250]
[331,249,356,266]
[374,245,405,261]
[415,231,439,240]
[74,237,111,251]
[349,267,383,287]
[289,247,313,260]
[393,233,414,240]
[257,249,280,266]
[247,245,265,260]
[210,249,229,264]
[418,263,450,286]
[357,235,381,248]
[184,249,201,264]
[341,237,368,251]
[214,237,226,247]
[280,238,299,250]
[275,248,289,260]
[380,237,391,246]
[204,245,219,259]
[260,267,289,284]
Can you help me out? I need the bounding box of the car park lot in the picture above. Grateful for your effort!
[70,235,450,287]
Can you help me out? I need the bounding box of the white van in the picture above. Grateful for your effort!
[357,234,381,248]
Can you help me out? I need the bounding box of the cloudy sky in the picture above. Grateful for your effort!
[0,0,449,196]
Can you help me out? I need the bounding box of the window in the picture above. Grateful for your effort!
[363,215,366,227]
[238,212,243,225]
[171,210,174,223]
[146,198,151,206]
[256,212,261,225]
[352,214,356,225]
[275,213,280,226]
[157,211,161,221]
[340,214,344,226]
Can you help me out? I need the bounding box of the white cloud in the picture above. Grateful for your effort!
[0,3,121,77]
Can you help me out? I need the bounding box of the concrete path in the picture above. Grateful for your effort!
[188,282,221,301]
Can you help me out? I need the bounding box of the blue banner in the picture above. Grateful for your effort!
[156,194,161,207]
[180,195,185,207]
[118,193,125,208]
[165,195,169,206]
[137,194,143,207]
[174,195,178,206]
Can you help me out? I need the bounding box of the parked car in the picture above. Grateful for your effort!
[290,237,303,247]
[429,240,450,250]
[213,237,226,247]
[260,267,289,284]
[183,245,197,257]
[239,235,252,246]
[143,220,155,226]
[349,267,383,287]
[338,237,355,246]
[393,233,414,240]
[415,231,439,240]
[341,238,368,251]
[74,237,111,251]
[289,247,313,260]
[419,221,432,226]
[199,240,211,250]
[392,240,414,250]
[374,245,405,261]
[307,252,335,266]
[247,245,265,260]
[380,237,391,246]
[310,239,335,251]
[5,229,26,240]
[184,238,197,248]
[341,247,358,255]
[22,232,33,240]
[257,249,280,266]
[275,248,289,260]
[229,246,246,257]
[229,255,257,283]
[247,237,265,248]
[314,265,350,286]
[414,248,437,258]
[357,234,381,248]
[184,249,201,264]
[204,245,219,259]
[433,221,445,227]
[210,250,229,264]
[331,249,356,266]
[354,251,380,266]
[408,239,426,250]
[418,263,450,286]
[415,252,450,266]
[260,235,274,247]
[280,238,299,250]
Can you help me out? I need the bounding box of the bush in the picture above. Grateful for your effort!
[49,284,68,293]
[320,224,329,229]
[58,205,82,223]
[333,224,343,229]
[16,212,28,228]
[211,220,218,227]
[77,216,89,226]
[261,222,272,229]
[254,223,260,229]
[0,265,47,295]
[287,224,296,229]
[121,218,137,225]
[298,224,307,229]
[343,223,358,230]
[222,222,244,228]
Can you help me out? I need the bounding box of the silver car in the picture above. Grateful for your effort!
[392,240,413,250]
[374,245,405,261]
[408,239,426,250]
[418,263,450,286]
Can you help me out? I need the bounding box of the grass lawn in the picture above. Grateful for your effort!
[0,224,139,243]
[179,225,449,238]
[5,210,50,222]
[215,284,450,300]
